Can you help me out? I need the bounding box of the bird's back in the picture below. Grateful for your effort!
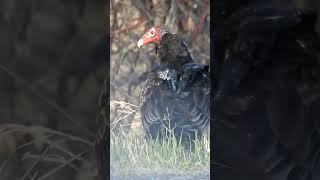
[140,64,210,145]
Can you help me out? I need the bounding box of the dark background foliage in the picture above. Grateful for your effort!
[0,0,106,179]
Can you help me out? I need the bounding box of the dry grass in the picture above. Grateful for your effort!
[109,100,210,178]
[0,124,96,179]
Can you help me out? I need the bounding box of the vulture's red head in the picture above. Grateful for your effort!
[137,25,169,48]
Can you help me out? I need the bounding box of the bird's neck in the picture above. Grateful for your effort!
[157,33,193,70]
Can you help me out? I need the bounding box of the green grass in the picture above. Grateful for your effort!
[110,128,210,177]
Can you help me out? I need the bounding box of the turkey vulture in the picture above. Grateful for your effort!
[213,2,320,180]
[137,25,210,148]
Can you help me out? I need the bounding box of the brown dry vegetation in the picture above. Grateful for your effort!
[110,0,210,133]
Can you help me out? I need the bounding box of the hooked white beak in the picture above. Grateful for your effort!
[137,39,144,48]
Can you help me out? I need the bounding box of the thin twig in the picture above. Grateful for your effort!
[43,138,92,166]
[110,81,136,102]
[22,153,80,172]
[111,17,149,36]
[21,145,51,180]
[0,124,94,146]
[0,160,7,175]
[36,151,88,180]
[191,8,209,43]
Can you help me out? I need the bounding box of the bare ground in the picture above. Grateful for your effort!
[111,169,210,180]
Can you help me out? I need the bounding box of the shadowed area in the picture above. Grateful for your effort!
[212,0,320,180]
[0,0,106,179]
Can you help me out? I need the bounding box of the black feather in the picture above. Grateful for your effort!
[140,33,210,149]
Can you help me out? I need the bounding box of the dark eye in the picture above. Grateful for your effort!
[151,31,154,34]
